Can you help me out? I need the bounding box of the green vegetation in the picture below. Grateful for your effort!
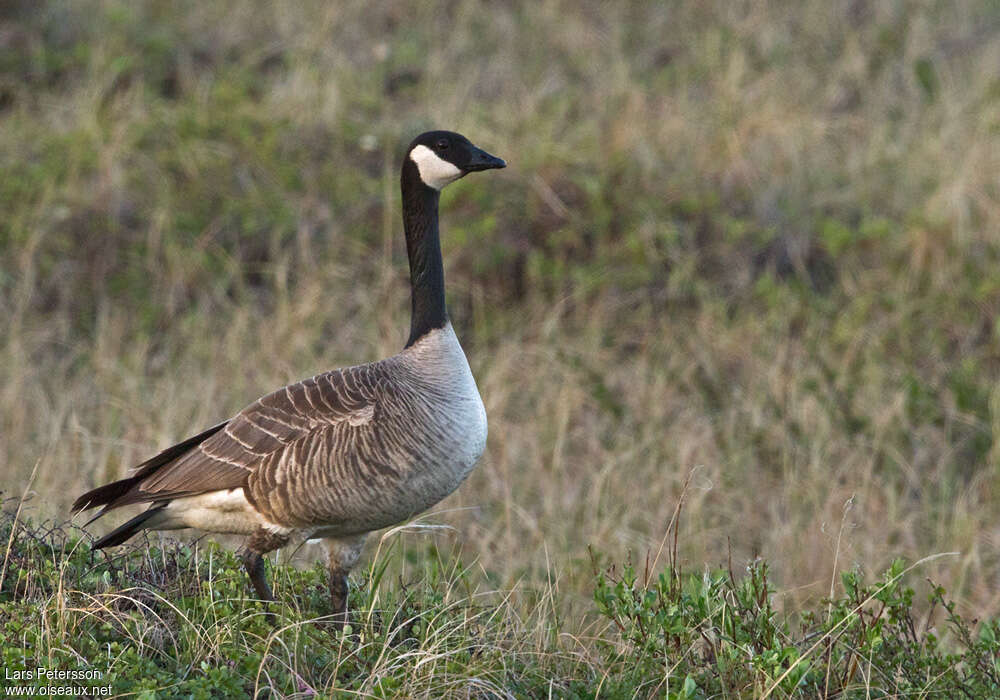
[3,0,1000,695]
[594,554,1000,697]
[3,508,998,697]
[1,508,567,697]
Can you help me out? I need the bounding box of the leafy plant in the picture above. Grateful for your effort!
[593,553,1000,698]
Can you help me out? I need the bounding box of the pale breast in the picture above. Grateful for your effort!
[390,323,488,507]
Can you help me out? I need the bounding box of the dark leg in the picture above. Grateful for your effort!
[321,535,366,632]
[240,549,275,602]
[329,568,350,630]
[239,526,290,617]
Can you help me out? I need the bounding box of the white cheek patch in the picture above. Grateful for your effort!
[410,144,463,190]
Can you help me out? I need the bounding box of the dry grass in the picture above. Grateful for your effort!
[2,0,1000,642]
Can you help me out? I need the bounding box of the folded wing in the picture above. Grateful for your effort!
[74,365,383,516]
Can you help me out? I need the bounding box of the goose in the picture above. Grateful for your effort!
[73,130,505,626]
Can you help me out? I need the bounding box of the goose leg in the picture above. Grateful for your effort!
[239,527,290,614]
[240,549,275,602]
[329,567,350,628]
[322,535,366,631]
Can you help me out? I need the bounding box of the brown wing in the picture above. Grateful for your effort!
[104,365,380,508]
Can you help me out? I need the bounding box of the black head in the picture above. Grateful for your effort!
[406,130,506,190]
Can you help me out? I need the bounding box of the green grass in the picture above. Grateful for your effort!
[0,507,572,697]
[593,556,1000,698]
[3,504,998,697]
[3,0,1000,695]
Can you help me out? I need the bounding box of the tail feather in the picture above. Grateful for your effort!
[72,421,227,515]
[73,478,144,518]
[74,421,227,548]
[91,506,166,549]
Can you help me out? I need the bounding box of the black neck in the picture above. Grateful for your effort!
[401,159,448,347]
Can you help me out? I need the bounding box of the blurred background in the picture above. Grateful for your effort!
[2,0,999,629]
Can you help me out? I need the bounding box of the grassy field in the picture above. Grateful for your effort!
[3,0,1000,695]
[3,504,999,697]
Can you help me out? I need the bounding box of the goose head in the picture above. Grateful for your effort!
[407,130,506,191]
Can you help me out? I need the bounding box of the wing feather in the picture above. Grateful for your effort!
[107,365,383,508]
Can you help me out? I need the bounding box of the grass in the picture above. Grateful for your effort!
[3,501,998,697]
[1,505,578,697]
[2,0,1000,695]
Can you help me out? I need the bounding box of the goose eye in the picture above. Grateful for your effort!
[436,139,449,150]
